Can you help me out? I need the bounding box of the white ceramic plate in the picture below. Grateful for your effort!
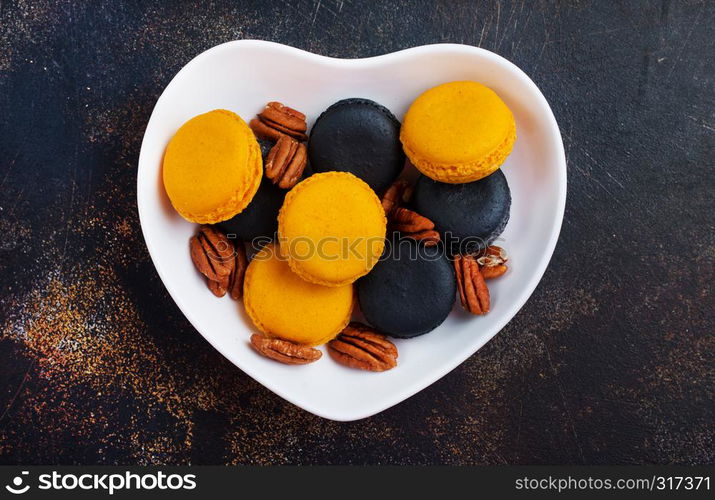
[137,40,566,421]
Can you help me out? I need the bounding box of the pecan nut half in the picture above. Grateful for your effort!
[264,135,308,189]
[480,264,507,280]
[249,101,308,142]
[227,238,248,300]
[208,237,248,299]
[191,227,248,299]
[389,206,441,246]
[207,237,248,298]
[454,254,490,314]
[250,334,322,365]
[380,180,411,216]
[476,245,508,266]
[190,225,235,282]
[207,273,230,298]
[475,245,508,279]
[327,322,398,372]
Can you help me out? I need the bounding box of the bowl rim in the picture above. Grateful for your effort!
[137,40,567,421]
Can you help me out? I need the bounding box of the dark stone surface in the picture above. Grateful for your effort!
[0,0,712,465]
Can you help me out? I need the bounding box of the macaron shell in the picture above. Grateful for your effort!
[412,170,511,254]
[401,81,516,184]
[357,237,456,338]
[243,244,353,346]
[215,177,286,241]
[278,171,387,287]
[308,98,404,194]
[162,109,262,224]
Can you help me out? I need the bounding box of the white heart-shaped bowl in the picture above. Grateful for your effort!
[137,40,566,421]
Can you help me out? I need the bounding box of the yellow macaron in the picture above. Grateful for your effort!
[243,244,354,345]
[163,109,262,224]
[400,81,516,183]
[278,172,387,287]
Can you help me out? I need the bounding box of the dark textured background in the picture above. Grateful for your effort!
[0,0,712,465]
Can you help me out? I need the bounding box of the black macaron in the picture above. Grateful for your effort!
[412,169,511,255]
[357,237,456,338]
[308,98,404,194]
[216,177,286,242]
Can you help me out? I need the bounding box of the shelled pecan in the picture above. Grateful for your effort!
[206,237,247,299]
[475,245,508,280]
[264,135,308,189]
[389,206,441,246]
[327,322,398,372]
[476,245,508,265]
[380,179,411,217]
[454,254,490,314]
[250,334,322,365]
[480,264,508,280]
[207,273,230,298]
[190,227,248,299]
[190,225,235,282]
[249,101,308,142]
[227,238,248,299]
